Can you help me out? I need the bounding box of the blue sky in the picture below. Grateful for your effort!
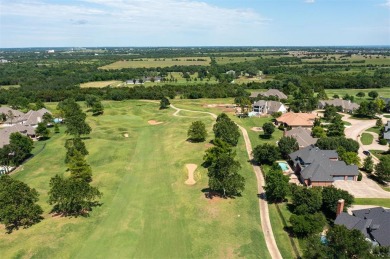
[0,0,389,47]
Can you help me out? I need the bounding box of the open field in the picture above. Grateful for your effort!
[100,57,211,69]
[361,133,374,145]
[0,84,20,89]
[215,56,261,64]
[325,88,390,103]
[1,100,270,258]
[79,80,124,88]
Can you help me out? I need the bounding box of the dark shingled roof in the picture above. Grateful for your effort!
[335,208,390,246]
[289,145,358,183]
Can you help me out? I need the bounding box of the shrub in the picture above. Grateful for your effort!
[357,172,362,181]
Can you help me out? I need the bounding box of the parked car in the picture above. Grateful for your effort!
[363,150,371,156]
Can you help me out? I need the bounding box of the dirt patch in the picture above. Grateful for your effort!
[204,143,214,149]
[185,164,197,185]
[123,133,128,138]
[148,120,163,125]
[251,127,263,132]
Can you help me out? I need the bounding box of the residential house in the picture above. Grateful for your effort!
[226,70,236,76]
[289,145,359,186]
[284,127,318,149]
[7,108,52,127]
[249,89,288,100]
[126,76,162,85]
[252,100,287,115]
[276,112,317,128]
[335,207,390,246]
[318,99,360,113]
[0,124,36,148]
[0,106,25,124]
[384,121,390,143]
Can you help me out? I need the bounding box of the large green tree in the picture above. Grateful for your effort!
[321,186,354,218]
[207,153,245,197]
[0,175,43,233]
[35,122,50,139]
[262,122,275,137]
[252,144,280,165]
[160,97,170,109]
[278,136,299,159]
[213,113,240,146]
[67,150,93,183]
[203,138,234,167]
[327,114,345,137]
[375,155,390,182]
[290,185,322,215]
[48,175,102,216]
[316,137,359,152]
[363,155,374,173]
[187,121,207,142]
[58,99,91,137]
[290,212,326,238]
[7,132,34,166]
[64,138,89,163]
[264,166,290,202]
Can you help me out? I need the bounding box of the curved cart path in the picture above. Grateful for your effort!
[170,104,282,259]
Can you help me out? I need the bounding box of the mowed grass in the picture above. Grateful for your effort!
[215,57,261,64]
[361,133,374,145]
[79,80,124,88]
[354,198,390,208]
[100,57,211,69]
[325,88,390,104]
[0,100,270,258]
[0,84,20,89]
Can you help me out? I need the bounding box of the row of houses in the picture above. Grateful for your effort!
[0,107,52,148]
[126,76,162,85]
[250,89,361,117]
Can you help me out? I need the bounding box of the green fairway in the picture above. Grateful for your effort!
[325,88,390,104]
[361,133,374,145]
[1,100,270,258]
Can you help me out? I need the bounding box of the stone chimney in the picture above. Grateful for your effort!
[336,199,345,216]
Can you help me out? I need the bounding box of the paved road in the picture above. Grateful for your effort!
[341,114,380,162]
[170,104,282,259]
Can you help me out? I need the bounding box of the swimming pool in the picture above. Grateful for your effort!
[278,162,289,171]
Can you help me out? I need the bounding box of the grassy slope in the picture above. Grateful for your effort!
[0,100,269,258]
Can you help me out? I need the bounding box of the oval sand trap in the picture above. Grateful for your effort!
[185,164,197,185]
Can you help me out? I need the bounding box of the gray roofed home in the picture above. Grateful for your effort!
[261,89,288,100]
[249,92,262,98]
[318,99,360,113]
[335,207,390,246]
[384,121,390,143]
[289,145,358,186]
[252,100,287,115]
[0,124,36,148]
[284,127,318,148]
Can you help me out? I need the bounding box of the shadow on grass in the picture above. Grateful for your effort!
[259,134,273,140]
[201,187,239,199]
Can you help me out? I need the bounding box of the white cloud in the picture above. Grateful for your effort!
[381,0,390,8]
[305,0,315,3]
[0,0,269,47]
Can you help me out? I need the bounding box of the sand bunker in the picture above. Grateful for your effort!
[123,133,128,138]
[148,120,163,125]
[251,127,263,132]
[185,164,197,185]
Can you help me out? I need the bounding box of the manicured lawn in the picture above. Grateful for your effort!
[366,127,381,135]
[355,198,390,208]
[268,203,301,259]
[1,100,270,258]
[325,88,390,104]
[361,133,374,145]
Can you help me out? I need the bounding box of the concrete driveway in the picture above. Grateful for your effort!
[333,173,390,198]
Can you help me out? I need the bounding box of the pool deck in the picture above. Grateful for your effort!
[276,160,300,184]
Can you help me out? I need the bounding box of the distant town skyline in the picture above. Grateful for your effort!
[1,0,389,48]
